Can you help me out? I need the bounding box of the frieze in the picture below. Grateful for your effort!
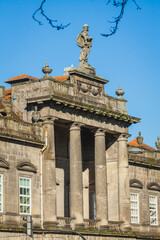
[77,81,102,97]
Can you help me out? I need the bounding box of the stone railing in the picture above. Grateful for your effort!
[25,78,128,115]
[57,217,74,228]
[84,219,100,229]
[104,95,128,114]
[129,153,160,168]
[57,217,100,229]
[0,117,44,143]
[108,221,121,231]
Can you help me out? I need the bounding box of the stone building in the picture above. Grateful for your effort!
[0,25,160,239]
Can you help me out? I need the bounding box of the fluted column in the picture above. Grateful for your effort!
[69,122,84,226]
[95,128,108,228]
[42,116,57,227]
[118,134,130,230]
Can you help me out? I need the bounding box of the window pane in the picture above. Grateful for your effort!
[20,187,23,195]
[24,188,26,195]
[19,178,31,214]
[27,206,30,213]
[27,197,30,204]
[149,195,158,225]
[130,192,139,224]
[27,189,30,196]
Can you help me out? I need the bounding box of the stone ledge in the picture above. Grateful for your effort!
[1,227,160,239]
[27,94,140,124]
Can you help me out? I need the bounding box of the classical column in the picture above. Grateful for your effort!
[118,134,130,230]
[69,122,84,226]
[42,116,57,227]
[95,128,108,228]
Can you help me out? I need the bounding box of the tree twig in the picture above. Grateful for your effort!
[32,0,71,30]
[102,0,141,37]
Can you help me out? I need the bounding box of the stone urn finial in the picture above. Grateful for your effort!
[115,85,125,99]
[42,62,52,77]
[155,137,160,151]
[137,132,144,146]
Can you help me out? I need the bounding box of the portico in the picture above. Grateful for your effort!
[39,113,132,229]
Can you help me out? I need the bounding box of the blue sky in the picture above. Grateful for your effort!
[0,0,159,148]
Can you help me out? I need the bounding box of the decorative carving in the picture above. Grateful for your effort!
[115,85,125,99]
[17,162,37,173]
[130,179,143,189]
[90,86,102,96]
[77,81,102,97]
[77,82,89,93]
[0,158,10,169]
[147,182,160,191]
[155,137,160,151]
[32,106,41,123]
[42,62,52,77]
[137,132,143,146]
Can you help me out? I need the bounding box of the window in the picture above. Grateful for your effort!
[19,177,31,214]
[130,192,139,224]
[0,174,3,212]
[149,195,158,225]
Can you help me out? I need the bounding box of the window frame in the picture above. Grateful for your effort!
[149,194,158,226]
[19,177,31,215]
[0,174,3,212]
[130,192,140,224]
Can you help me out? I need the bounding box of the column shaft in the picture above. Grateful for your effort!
[118,134,130,229]
[70,123,83,225]
[95,129,108,227]
[43,118,57,226]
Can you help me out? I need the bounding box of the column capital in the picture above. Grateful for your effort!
[69,122,84,131]
[41,115,58,125]
[94,128,108,137]
[118,133,130,142]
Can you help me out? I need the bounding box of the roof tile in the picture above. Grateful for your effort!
[5,74,38,82]
[54,75,69,82]
[128,138,156,151]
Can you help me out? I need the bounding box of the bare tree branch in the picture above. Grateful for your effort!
[32,0,71,30]
[102,0,141,37]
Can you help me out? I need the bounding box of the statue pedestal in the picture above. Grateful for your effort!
[78,63,96,75]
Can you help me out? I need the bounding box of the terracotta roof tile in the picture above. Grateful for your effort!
[54,75,69,82]
[5,88,11,95]
[5,88,12,99]
[5,74,38,83]
[128,138,156,151]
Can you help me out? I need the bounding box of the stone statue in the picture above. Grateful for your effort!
[77,24,93,66]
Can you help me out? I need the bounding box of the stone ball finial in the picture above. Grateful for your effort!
[115,85,125,99]
[137,131,144,146]
[42,62,52,77]
[155,137,160,151]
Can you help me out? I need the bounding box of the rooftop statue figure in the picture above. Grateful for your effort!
[77,24,93,66]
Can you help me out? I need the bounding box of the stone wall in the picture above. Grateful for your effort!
[0,138,42,228]
[129,163,160,233]
[0,231,153,240]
